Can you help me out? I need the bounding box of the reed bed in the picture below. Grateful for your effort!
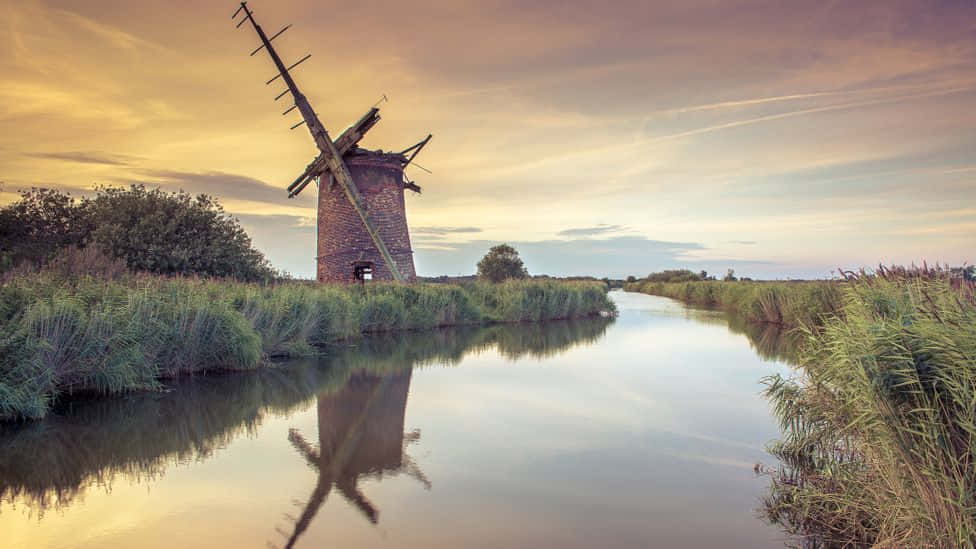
[0,274,614,421]
[628,269,976,545]
[0,316,612,513]
[759,271,976,547]
[624,279,842,329]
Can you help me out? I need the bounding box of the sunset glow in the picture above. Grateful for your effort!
[1,0,973,277]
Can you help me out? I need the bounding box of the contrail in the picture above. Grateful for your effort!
[442,83,976,180]
[649,81,969,117]
[646,85,976,144]
[939,166,976,175]
[656,91,851,115]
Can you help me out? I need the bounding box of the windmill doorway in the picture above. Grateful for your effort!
[353,261,374,283]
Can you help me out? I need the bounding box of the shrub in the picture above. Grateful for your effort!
[0,185,275,281]
[477,244,528,282]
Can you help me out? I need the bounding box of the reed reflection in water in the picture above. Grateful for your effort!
[0,292,793,548]
[668,301,802,365]
[0,317,612,518]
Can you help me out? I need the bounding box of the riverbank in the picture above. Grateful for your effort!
[628,272,976,545]
[763,272,976,546]
[0,317,613,511]
[623,279,842,329]
[0,274,614,420]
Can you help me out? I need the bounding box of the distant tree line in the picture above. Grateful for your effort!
[625,268,755,283]
[0,185,276,281]
[951,266,976,282]
[638,269,711,283]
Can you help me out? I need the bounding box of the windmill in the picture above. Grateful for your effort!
[233,2,432,283]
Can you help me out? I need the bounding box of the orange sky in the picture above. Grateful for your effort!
[1,0,973,278]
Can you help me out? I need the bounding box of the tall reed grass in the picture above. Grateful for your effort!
[0,274,614,421]
[628,269,976,544]
[761,271,976,547]
[624,279,842,329]
[0,315,612,512]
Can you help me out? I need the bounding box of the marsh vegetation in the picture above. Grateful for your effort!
[624,277,842,329]
[0,292,787,549]
[628,268,976,547]
[762,272,976,547]
[0,268,613,421]
[0,317,613,513]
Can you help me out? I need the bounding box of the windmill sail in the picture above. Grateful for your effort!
[234,2,406,282]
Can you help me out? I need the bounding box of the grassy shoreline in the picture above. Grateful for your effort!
[0,274,615,421]
[630,272,976,545]
[624,279,842,329]
[762,273,976,547]
[0,317,613,512]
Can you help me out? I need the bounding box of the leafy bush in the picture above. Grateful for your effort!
[0,185,274,281]
[86,185,274,281]
[0,188,93,268]
[477,244,528,282]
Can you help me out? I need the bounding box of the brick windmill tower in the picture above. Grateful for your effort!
[234,2,431,283]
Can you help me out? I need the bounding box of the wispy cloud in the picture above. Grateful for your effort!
[648,81,953,117]
[25,151,141,166]
[557,224,628,237]
[124,169,311,207]
[645,85,976,144]
[412,226,483,235]
[51,6,164,54]
[652,90,853,116]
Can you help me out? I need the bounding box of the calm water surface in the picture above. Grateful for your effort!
[0,291,793,548]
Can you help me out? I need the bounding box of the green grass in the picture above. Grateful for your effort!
[0,274,615,421]
[0,316,613,511]
[758,272,976,547]
[628,269,976,545]
[624,279,842,329]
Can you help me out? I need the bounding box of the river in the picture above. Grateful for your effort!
[0,290,793,548]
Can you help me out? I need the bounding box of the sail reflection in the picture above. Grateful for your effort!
[279,370,427,547]
[0,317,613,517]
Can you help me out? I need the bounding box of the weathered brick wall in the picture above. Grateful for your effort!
[316,151,417,283]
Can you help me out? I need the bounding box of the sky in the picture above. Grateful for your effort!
[0,0,973,279]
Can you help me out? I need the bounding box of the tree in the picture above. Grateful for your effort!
[626,275,637,283]
[645,269,701,283]
[477,244,528,283]
[723,268,737,281]
[0,188,93,268]
[85,185,274,281]
[951,266,976,282]
[0,185,275,281]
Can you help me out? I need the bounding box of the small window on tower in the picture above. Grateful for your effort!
[353,262,374,282]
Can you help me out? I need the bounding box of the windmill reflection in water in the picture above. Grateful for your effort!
[273,369,430,548]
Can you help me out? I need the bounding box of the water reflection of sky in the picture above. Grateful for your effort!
[0,291,790,548]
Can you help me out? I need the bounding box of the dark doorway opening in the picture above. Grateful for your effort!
[353,261,374,282]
